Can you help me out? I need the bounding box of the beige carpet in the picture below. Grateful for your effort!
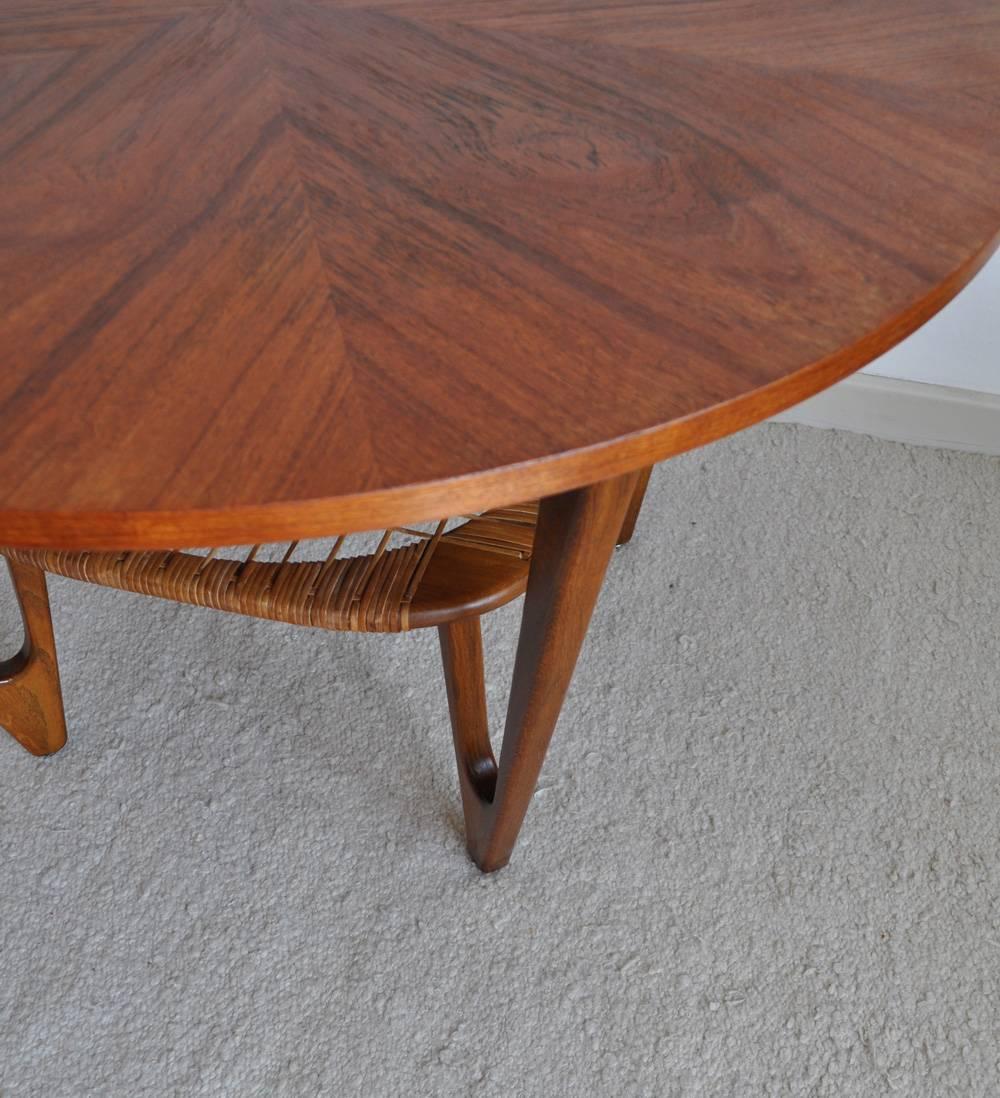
[3,422,1000,1097]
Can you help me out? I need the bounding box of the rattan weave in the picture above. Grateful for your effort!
[4,504,538,633]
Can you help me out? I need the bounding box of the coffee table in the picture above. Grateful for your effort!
[2,0,998,870]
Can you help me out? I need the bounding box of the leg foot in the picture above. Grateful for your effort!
[0,559,67,756]
[439,615,497,837]
[439,472,637,871]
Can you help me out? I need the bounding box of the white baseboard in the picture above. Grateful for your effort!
[772,373,1000,456]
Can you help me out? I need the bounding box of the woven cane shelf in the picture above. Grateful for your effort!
[3,504,538,634]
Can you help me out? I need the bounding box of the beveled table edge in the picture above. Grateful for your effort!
[3,227,998,552]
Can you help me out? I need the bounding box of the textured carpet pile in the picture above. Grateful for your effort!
[3,422,1000,1097]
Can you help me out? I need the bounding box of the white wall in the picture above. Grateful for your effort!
[861,251,999,394]
[774,250,999,454]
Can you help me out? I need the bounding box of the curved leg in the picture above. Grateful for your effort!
[439,472,637,872]
[440,614,497,825]
[0,559,67,756]
[617,465,653,546]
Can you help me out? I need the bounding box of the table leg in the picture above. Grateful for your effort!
[439,472,637,871]
[0,559,68,756]
[617,465,653,546]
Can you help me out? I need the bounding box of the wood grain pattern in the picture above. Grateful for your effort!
[1,0,998,549]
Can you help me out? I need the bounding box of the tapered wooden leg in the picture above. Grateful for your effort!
[0,559,67,756]
[439,615,497,827]
[439,472,637,872]
[617,465,653,546]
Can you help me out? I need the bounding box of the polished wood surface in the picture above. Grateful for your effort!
[439,472,636,871]
[1,1,998,549]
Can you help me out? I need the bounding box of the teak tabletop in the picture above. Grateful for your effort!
[2,1,1000,873]
[2,0,998,550]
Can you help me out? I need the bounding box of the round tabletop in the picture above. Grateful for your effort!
[1,0,998,550]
